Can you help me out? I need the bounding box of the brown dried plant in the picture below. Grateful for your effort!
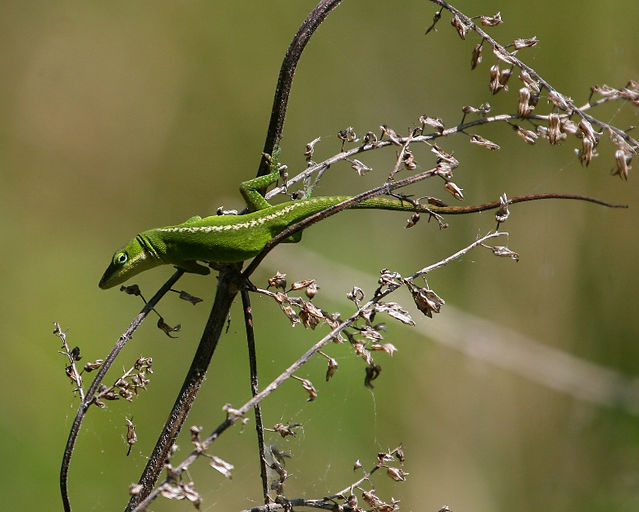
[56,2,636,511]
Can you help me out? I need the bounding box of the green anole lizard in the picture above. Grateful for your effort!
[99,165,624,289]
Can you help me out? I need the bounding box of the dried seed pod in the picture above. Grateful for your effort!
[613,149,631,180]
[374,302,415,325]
[495,193,510,224]
[402,148,417,170]
[177,290,203,305]
[84,359,104,372]
[513,36,538,49]
[518,87,533,117]
[410,286,445,318]
[536,125,550,140]
[578,118,598,142]
[350,159,373,176]
[386,466,409,481]
[444,181,464,200]
[190,425,203,442]
[493,46,515,65]
[370,343,398,356]
[337,126,357,144]
[489,245,520,261]
[489,64,503,94]
[471,42,483,69]
[479,12,502,26]
[591,84,619,98]
[547,113,563,145]
[299,377,317,401]
[304,137,321,162]
[419,115,445,133]
[451,14,470,39]
[518,69,540,93]
[431,144,459,169]
[347,286,365,304]
[462,103,491,115]
[499,67,512,89]
[561,118,579,135]
[157,317,180,338]
[578,136,595,166]
[470,133,500,150]
[406,213,420,228]
[209,455,234,479]
[364,364,382,388]
[299,300,324,329]
[267,271,287,290]
[548,90,572,111]
[325,357,339,381]
[515,125,538,145]
[363,130,379,147]
[125,418,137,456]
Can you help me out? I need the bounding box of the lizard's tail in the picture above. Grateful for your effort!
[352,193,627,215]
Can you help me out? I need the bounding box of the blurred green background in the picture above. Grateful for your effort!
[1,1,638,510]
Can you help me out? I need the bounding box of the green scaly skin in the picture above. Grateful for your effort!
[99,165,625,289]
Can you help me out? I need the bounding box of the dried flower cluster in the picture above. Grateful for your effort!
[93,356,153,408]
[54,322,85,400]
[445,8,637,176]
[317,446,407,512]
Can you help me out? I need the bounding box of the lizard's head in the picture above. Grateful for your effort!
[99,235,158,289]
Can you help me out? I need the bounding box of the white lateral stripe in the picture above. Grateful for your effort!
[157,199,323,234]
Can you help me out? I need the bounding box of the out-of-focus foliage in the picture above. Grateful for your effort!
[0,1,637,510]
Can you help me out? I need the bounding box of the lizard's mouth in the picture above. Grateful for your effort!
[98,266,126,289]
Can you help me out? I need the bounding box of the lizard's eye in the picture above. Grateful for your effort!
[116,252,128,265]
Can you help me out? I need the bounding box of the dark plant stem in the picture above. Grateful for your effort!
[257,0,343,185]
[125,268,241,511]
[61,269,184,512]
[241,289,270,504]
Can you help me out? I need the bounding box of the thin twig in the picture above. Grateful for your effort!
[60,269,184,512]
[241,289,270,504]
[54,323,85,402]
[407,232,506,279]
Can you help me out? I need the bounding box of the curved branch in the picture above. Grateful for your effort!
[257,0,343,182]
